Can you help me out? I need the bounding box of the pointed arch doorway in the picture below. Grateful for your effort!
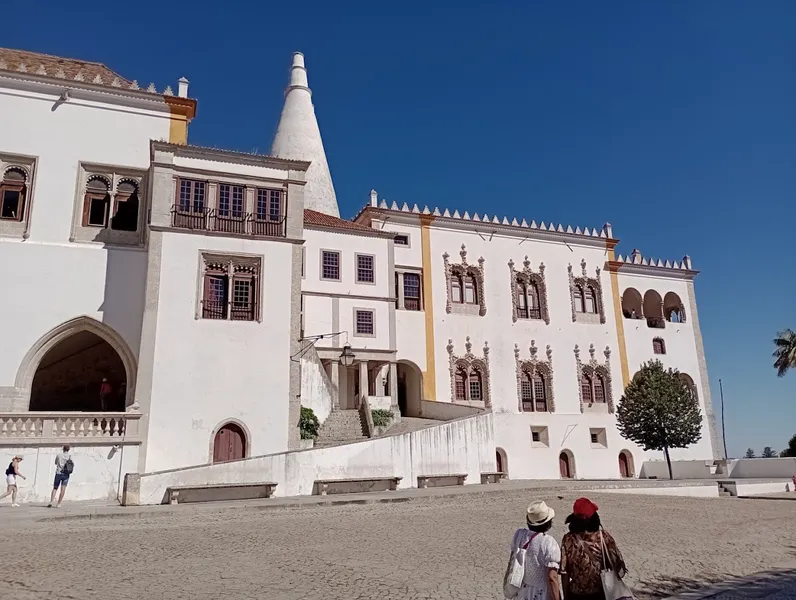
[212,423,247,463]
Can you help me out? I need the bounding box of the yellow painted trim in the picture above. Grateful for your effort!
[420,215,436,400]
[164,96,196,145]
[168,113,188,145]
[607,247,630,387]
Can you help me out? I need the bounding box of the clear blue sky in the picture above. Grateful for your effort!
[8,0,794,457]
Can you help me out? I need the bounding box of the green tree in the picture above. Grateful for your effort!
[780,434,796,458]
[616,360,702,480]
[762,446,777,458]
[745,448,756,458]
[773,329,796,377]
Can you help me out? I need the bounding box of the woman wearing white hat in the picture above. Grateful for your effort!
[507,500,561,600]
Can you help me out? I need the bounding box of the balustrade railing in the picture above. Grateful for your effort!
[171,205,287,238]
[0,412,141,443]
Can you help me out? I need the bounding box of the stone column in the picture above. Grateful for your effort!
[330,360,340,411]
[389,362,400,418]
[359,360,369,406]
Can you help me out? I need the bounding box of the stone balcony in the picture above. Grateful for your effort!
[0,411,142,446]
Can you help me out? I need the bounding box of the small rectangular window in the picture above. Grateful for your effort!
[590,433,598,444]
[356,254,374,283]
[87,194,110,227]
[321,251,340,280]
[403,273,421,310]
[532,431,540,442]
[394,234,409,245]
[355,310,374,335]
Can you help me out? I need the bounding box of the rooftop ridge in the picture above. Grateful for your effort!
[614,248,694,271]
[354,190,614,240]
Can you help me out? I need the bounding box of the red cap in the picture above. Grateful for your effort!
[572,497,598,519]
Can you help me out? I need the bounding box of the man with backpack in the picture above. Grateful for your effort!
[48,445,73,508]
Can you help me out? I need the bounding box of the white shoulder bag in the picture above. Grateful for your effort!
[503,531,538,599]
[599,530,634,600]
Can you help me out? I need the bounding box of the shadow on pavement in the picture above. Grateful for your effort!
[636,569,796,599]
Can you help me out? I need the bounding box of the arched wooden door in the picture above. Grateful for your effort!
[559,452,572,479]
[618,452,630,478]
[213,423,246,463]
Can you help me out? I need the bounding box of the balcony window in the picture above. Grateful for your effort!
[200,255,260,322]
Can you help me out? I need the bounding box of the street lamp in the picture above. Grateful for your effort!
[291,331,354,365]
[339,343,355,367]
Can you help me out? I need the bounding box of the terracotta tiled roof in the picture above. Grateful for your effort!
[0,48,131,87]
[304,209,386,236]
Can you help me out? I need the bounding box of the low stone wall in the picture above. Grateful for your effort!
[598,484,719,498]
[639,459,716,479]
[1,443,139,503]
[728,457,796,479]
[419,400,484,421]
[128,413,495,505]
[724,480,792,497]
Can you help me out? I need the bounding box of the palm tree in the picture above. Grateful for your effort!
[773,329,796,377]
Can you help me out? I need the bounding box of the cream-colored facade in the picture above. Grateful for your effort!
[0,48,718,504]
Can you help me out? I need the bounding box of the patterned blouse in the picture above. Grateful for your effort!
[560,530,627,595]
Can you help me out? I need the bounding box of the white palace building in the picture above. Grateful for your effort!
[0,48,721,504]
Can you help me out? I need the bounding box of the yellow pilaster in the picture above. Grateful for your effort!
[164,96,197,145]
[607,245,631,387]
[420,215,436,400]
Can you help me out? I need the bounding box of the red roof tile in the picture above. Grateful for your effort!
[304,209,385,236]
[0,48,131,87]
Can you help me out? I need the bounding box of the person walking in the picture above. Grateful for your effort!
[560,497,628,600]
[48,445,72,508]
[0,455,26,507]
[506,500,562,600]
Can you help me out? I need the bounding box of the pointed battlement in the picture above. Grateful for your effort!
[613,248,695,272]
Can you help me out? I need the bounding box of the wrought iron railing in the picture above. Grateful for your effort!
[171,205,287,238]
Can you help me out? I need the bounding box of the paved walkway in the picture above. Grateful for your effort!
[667,570,796,599]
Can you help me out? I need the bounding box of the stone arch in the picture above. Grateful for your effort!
[664,292,686,323]
[618,450,635,478]
[621,288,643,318]
[209,418,252,463]
[559,449,575,479]
[496,447,508,476]
[16,316,137,410]
[679,373,698,400]
[397,360,423,417]
[643,289,663,319]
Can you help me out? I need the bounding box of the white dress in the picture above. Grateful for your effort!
[510,528,561,600]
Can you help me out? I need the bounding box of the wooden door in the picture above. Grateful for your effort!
[619,453,629,478]
[559,453,571,479]
[213,424,245,463]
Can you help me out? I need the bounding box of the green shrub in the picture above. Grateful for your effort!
[300,407,320,439]
[371,409,394,427]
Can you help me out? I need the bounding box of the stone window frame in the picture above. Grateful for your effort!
[568,259,606,324]
[574,343,614,413]
[443,244,486,317]
[446,336,491,407]
[652,337,666,355]
[71,163,147,246]
[0,152,37,239]
[355,253,376,285]
[395,267,423,311]
[319,249,342,282]
[353,307,376,338]
[514,341,555,413]
[508,256,550,324]
[196,251,263,322]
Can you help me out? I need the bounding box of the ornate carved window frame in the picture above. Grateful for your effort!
[444,244,486,316]
[0,153,37,240]
[514,341,555,412]
[446,336,491,407]
[574,343,614,413]
[508,257,550,324]
[568,259,606,324]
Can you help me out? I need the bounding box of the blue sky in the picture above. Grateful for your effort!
[9,0,795,456]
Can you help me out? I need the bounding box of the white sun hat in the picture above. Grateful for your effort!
[526,500,555,526]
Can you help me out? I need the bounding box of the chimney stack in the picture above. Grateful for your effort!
[177,77,189,98]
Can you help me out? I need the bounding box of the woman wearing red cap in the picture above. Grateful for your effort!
[560,497,627,600]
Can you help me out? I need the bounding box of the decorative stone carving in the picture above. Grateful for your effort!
[514,341,555,412]
[574,343,614,413]
[508,256,550,324]
[568,259,606,324]
[446,336,491,407]
[443,244,486,316]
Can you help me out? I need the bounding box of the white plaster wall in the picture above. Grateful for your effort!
[639,460,714,479]
[1,444,139,503]
[617,272,714,461]
[372,219,423,267]
[300,348,334,425]
[420,400,483,421]
[732,481,792,496]
[599,485,719,498]
[172,156,292,181]
[136,413,494,504]
[728,457,796,479]
[143,232,294,472]
[396,311,427,371]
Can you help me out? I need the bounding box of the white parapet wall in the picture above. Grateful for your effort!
[419,400,485,421]
[300,347,335,425]
[727,457,796,479]
[597,484,719,498]
[129,413,495,505]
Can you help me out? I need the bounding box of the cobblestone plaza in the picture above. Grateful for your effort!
[1,489,795,599]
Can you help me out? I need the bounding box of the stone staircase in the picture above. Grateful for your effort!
[315,409,368,448]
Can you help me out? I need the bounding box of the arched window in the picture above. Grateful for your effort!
[679,373,697,400]
[585,286,598,314]
[464,273,478,304]
[111,180,139,232]
[83,177,112,227]
[664,292,685,323]
[0,168,27,221]
[580,375,593,403]
[451,275,463,303]
[454,368,466,400]
[520,372,533,410]
[533,374,547,411]
[516,280,529,319]
[468,370,483,401]
[593,375,605,403]
[573,285,585,313]
[652,337,666,355]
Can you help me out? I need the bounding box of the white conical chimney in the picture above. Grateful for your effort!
[271,52,340,217]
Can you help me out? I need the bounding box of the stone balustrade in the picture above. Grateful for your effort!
[0,412,142,445]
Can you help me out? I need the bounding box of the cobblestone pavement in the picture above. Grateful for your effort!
[1,490,795,600]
